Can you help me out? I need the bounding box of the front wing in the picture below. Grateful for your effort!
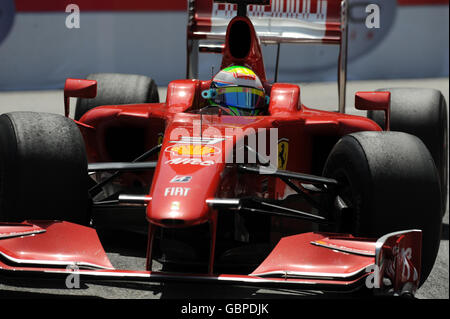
[0,221,421,296]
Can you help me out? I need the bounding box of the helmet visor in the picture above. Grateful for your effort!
[214,86,265,110]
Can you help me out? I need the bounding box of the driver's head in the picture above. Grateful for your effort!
[204,66,267,116]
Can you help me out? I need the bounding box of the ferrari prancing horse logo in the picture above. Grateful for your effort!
[278,138,289,170]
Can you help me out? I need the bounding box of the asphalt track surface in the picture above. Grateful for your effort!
[0,78,448,299]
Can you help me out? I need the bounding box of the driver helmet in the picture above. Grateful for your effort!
[203,66,267,116]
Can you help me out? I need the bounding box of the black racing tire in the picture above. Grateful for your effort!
[0,112,89,224]
[367,88,448,216]
[74,73,160,121]
[323,131,442,286]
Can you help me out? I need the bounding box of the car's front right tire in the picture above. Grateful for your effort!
[0,112,89,224]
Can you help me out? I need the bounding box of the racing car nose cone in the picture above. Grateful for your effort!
[147,197,210,228]
[146,160,223,228]
[147,118,233,227]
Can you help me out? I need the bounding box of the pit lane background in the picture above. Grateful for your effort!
[0,0,448,90]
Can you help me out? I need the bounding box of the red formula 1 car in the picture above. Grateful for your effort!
[0,0,447,297]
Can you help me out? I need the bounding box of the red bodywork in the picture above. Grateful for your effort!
[0,2,422,296]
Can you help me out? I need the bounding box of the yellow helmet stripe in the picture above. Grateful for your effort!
[216,86,264,97]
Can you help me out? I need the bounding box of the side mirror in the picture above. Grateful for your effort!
[64,78,97,118]
[268,83,301,115]
[355,91,391,131]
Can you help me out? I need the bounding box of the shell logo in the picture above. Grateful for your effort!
[165,145,220,157]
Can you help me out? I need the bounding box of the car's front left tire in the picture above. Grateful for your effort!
[323,131,442,286]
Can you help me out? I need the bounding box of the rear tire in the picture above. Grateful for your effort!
[75,73,160,120]
[323,131,442,285]
[367,88,448,216]
[0,112,89,224]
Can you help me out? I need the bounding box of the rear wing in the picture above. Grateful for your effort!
[187,0,349,113]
